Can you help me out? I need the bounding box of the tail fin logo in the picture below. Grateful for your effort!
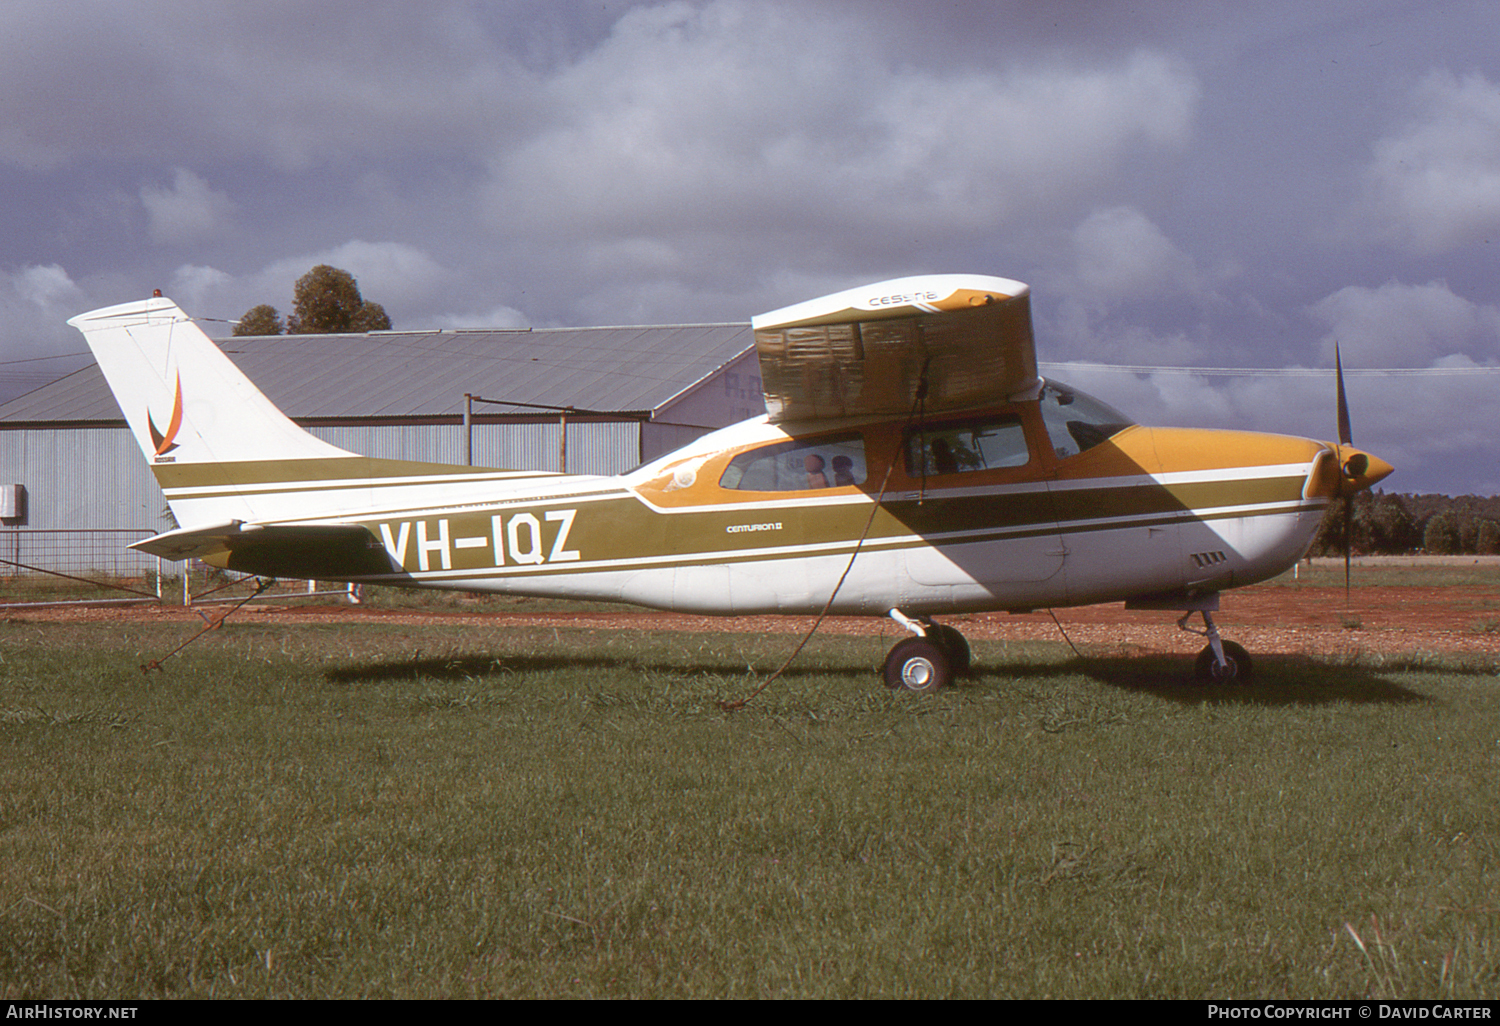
[147,373,184,456]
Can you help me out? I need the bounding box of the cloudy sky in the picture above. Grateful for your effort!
[3,0,1498,494]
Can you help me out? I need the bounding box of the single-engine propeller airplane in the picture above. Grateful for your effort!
[69,274,1391,690]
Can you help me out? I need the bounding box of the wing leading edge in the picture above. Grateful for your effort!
[751,274,1037,423]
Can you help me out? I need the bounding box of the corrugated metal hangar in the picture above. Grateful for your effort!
[0,321,760,573]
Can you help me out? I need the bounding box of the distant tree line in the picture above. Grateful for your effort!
[1310,491,1500,556]
[233,264,391,336]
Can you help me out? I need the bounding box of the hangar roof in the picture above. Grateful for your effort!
[0,323,756,425]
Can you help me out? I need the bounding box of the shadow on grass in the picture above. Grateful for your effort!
[979,651,1440,707]
[324,652,873,685]
[321,624,1486,706]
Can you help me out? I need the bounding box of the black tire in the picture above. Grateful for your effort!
[1193,641,1252,683]
[926,623,972,678]
[883,637,952,693]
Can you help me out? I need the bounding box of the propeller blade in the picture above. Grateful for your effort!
[1335,342,1352,447]
[1335,341,1353,604]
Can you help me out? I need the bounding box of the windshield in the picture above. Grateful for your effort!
[1038,378,1134,459]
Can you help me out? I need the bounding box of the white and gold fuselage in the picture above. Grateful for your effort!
[67,283,1391,625]
[152,405,1384,617]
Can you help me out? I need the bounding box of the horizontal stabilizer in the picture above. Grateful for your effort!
[130,521,248,560]
[132,522,394,579]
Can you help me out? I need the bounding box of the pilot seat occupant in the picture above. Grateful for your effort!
[804,453,828,488]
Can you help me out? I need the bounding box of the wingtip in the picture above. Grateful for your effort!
[752,273,1029,330]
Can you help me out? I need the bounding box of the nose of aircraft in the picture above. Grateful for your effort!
[1336,446,1395,495]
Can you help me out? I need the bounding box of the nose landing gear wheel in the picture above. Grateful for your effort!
[1193,641,1252,683]
[883,637,952,693]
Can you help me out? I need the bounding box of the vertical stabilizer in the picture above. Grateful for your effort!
[68,296,359,525]
[68,296,354,466]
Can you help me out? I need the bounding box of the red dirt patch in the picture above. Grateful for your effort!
[9,583,1500,659]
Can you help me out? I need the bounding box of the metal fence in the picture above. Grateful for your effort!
[0,529,163,606]
[1,528,157,577]
[173,565,361,608]
[0,529,356,608]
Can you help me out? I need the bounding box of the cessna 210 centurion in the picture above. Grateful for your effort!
[69,274,1391,690]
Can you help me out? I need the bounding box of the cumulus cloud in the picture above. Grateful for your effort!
[140,168,235,244]
[0,1,538,172]
[148,242,454,328]
[165,264,235,313]
[432,304,530,330]
[1357,69,1500,254]
[1036,206,1228,369]
[12,263,83,309]
[276,240,449,309]
[0,1,1203,334]
[1309,280,1500,366]
[0,265,91,395]
[483,2,1199,249]
[1070,206,1203,302]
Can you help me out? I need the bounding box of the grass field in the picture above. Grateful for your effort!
[1265,558,1500,590]
[2,597,1499,998]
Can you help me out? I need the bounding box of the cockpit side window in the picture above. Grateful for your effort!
[1038,379,1135,459]
[718,434,867,491]
[903,415,1030,477]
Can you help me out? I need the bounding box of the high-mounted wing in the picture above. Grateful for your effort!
[751,274,1038,423]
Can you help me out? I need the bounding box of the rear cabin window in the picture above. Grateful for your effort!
[904,415,1030,477]
[719,434,867,491]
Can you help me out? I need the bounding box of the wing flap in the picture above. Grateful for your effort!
[751,274,1038,422]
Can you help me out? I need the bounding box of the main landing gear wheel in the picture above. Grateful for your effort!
[883,637,952,693]
[924,622,972,678]
[1193,640,1252,684]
